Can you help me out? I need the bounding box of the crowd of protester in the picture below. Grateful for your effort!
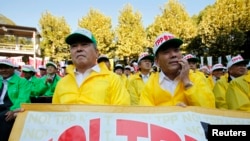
[0,28,250,140]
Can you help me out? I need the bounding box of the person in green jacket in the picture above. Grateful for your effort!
[0,59,31,141]
[35,61,61,97]
[139,32,215,108]
[21,65,41,97]
[52,28,130,105]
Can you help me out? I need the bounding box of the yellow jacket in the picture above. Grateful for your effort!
[52,64,130,105]
[226,72,250,112]
[127,73,154,105]
[213,75,229,109]
[139,72,215,108]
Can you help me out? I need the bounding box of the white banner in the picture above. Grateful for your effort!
[10,104,250,141]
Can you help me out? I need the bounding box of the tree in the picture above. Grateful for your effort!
[198,0,250,61]
[78,8,115,58]
[39,11,71,62]
[147,0,197,50]
[115,4,147,60]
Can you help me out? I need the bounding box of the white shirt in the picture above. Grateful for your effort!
[0,79,9,104]
[141,73,150,83]
[74,64,100,87]
[159,71,179,95]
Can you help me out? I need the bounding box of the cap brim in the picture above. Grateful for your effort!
[187,58,199,62]
[139,55,154,63]
[97,57,109,63]
[234,60,249,65]
[0,62,14,67]
[156,38,183,54]
[46,63,57,68]
[22,68,33,72]
[65,33,93,45]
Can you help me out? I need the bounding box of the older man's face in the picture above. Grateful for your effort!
[70,42,98,69]
[155,47,182,73]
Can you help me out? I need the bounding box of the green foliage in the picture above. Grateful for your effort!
[115,4,147,60]
[78,8,115,58]
[198,0,249,61]
[39,11,71,62]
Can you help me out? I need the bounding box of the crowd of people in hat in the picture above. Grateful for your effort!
[1,27,250,140]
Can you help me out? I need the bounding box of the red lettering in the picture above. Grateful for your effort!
[58,125,86,141]
[116,119,148,141]
[150,124,181,141]
[184,135,197,141]
[90,118,100,141]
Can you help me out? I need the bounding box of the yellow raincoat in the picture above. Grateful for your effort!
[52,63,130,105]
[213,75,229,109]
[226,72,250,112]
[139,72,215,108]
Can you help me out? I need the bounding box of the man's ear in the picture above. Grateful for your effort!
[96,49,100,58]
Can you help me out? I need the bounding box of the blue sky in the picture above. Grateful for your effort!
[1,0,215,31]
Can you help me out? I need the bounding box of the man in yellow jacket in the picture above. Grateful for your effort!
[207,63,226,90]
[127,52,154,105]
[213,55,248,109]
[52,28,130,105]
[226,71,250,112]
[139,32,215,108]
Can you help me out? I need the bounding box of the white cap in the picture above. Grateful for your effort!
[137,52,154,63]
[226,55,248,69]
[38,65,46,70]
[114,64,123,69]
[0,59,15,67]
[183,54,199,62]
[153,32,183,55]
[21,65,36,72]
[211,63,225,72]
[124,65,131,70]
[46,61,57,68]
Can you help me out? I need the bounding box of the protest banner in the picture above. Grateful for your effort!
[9,104,250,141]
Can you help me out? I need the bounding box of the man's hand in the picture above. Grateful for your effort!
[178,58,191,83]
[5,108,25,121]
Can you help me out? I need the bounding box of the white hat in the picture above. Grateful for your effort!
[137,52,154,63]
[38,65,46,70]
[65,28,97,45]
[211,63,225,72]
[97,54,109,63]
[0,59,15,67]
[46,61,57,68]
[153,32,183,55]
[124,65,132,71]
[114,64,123,70]
[226,55,248,69]
[183,54,199,62]
[21,65,36,72]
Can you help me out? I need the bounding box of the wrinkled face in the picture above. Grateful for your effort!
[70,42,98,69]
[139,59,152,71]
[228,63,247,77]
[46,65,57,75]
[0,65,15,79]
[155,47,182,74]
